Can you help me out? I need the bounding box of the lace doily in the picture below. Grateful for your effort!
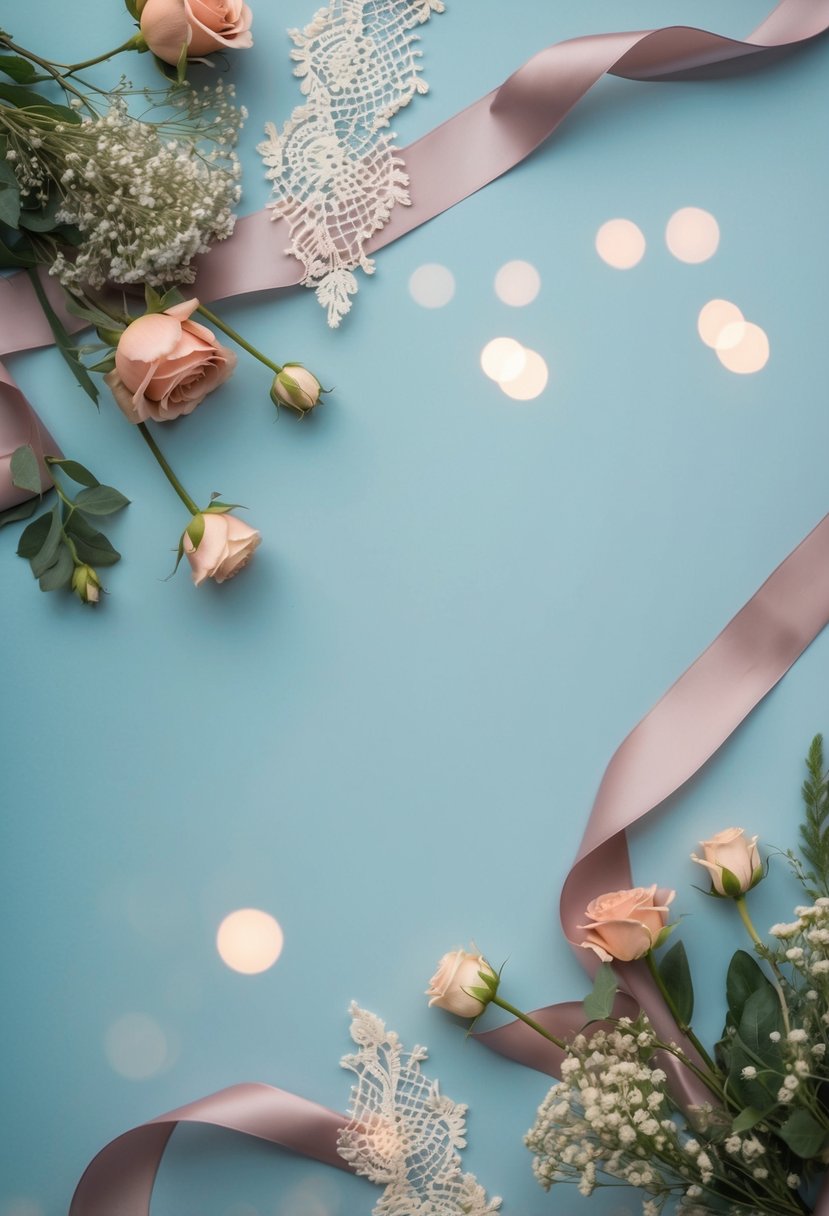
[259,0,445,328]
[338,1004,501,1216]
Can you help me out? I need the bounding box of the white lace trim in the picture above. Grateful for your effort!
[259,0,445,328]
[338,1004,501,1216]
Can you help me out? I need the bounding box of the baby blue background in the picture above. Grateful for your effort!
[3,2,829,1214]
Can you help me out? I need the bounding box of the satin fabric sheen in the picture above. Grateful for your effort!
[0,0,820,1210]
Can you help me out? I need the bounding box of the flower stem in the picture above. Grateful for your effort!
[644,952,720,1078]
[0,37,93,110]
[490,995,567,1050]
[735,896,792,1035]
[196,304,283,376]
[59,36,146,73]
[137,423,199,516]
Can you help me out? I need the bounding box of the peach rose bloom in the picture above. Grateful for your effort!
[426,948,497,1018]
[691,827,761,896]
[183,513,261,586]
[105,300,236,424]
[140,0,253,64]
[579,885,674,963]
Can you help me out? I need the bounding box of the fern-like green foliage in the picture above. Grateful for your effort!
[796,734,829,899]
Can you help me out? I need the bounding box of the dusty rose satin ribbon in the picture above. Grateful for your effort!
[477,510,829,1102]
[69,1083,352,1216]
[2,0,828,513]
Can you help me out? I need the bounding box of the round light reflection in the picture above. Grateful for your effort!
[595,219,646,269]
[105,1013,169,1080]
[217,908,284,974]
[666,207,719,263]
[715,322,769,374]
[494,260,541,306]
[499,349,549,401]
[480,337,527,383]
[408,263,455,308]
[698,299,744,349]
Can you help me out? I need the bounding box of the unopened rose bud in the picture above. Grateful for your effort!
[691,827,762,898]
[426,947,499,1019]
[270,366,323,417]
[72,564,102,605]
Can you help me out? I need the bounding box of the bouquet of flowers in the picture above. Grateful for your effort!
[0,0,325,604]
[429,735,829,1216]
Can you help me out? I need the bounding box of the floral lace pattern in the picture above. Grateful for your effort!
[338,1004,501,1216]
[258,0,445,327]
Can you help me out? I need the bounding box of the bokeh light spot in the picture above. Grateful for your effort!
[666,207,719,263]
[408,263,455,308]
[698,299,744,349]
[494,260,541,306]
[595,219,646,269]
[499,349,549,401]
[480,338,527,383]
[105,1013,169,1080]
[217,908,284,974]
[715,322,770,375]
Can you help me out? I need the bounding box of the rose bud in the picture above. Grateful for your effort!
[139,0,253,66]
[72,564,102,604]
[691,827,762,898]
[105,300,236,424]
[270,366,323,417]
[578,885,675,963]
[183,512,261,586]
[426,948,499,1019]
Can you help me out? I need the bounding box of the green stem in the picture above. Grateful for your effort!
[137,423,199,516]
[735,896,792,1034]
[60,36,145,73]
[644,952,720,1079]
[490,995,567,1051]
[196,304,283,376]
[0,37,93,111]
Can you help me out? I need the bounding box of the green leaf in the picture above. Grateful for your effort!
[657,940,694,1027]
[726,950,775,1026]
[46,457,99,488]
[27,504,62,576]
[582,962,617,1022]
[0,160,20,228]
[26,269,99,405]
[186,512,205,551]
[719,866,745,899]
[87,354,116,374]
[63,292,122,331]
[0,497,38,528]
[0,55,37,83]
[778,1109,827,1159]
[203,500,242,514]
[74,485,130,515]
[0,226,37,267]
[38,540,74,591]
[10,444,41,494]
[175,37,189,84]
[64,514,120,567]
[731,1107,764,1134]
[16,510,52,557]
[738,986,783,1062]
[17,190,64,233]
[0,83,79,124]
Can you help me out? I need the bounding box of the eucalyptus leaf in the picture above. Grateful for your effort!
[657,940,694,1027]
[74,485,130,515]
[778,1109,827,1158]
[16,510,52,557]
[38,541,74,592]
[28,504,62,576]
[0,497,38,528]
[10,444,41,494]
[46,458,99,488]
[582,962,617,1022]
[64,514,121,567]
[0,160,20,228]
[0,54,37,83]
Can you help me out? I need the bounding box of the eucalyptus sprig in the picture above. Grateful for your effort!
[10,444,128,602]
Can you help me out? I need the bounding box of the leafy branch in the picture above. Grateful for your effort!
[792,734,829,899]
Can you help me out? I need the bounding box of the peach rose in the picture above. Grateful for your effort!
[139,0,253,64]
[183,512,261,586]
[691,827,762,897]
[105,300,236,424]
[579,885,674,963]
[426,948,498,1018]
[271,367,322,417]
